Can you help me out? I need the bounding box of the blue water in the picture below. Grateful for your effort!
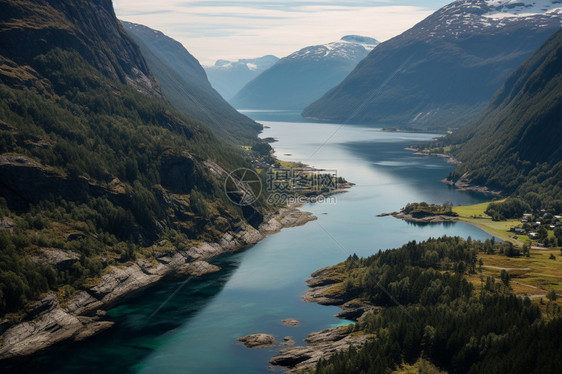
[9,113,493,374]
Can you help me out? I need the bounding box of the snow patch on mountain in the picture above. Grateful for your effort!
[206,56,279,71]
[485,0,562,19]
[415,0,562,40]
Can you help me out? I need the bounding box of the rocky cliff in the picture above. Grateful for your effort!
[0,205,316,361]
[0,0,161,96]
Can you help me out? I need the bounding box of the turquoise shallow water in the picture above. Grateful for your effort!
[8,113,494,374]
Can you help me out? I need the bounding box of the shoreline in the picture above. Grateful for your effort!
[0,137,353,363]
[379,211,521,244]
[441,176,503,196]
[404,147,460,165]
[268,266,378,373]
[454,218,520,245]
[404,147,503,196]
[377,211,459,224]
[0,202,321,362]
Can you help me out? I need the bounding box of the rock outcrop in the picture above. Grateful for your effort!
[269,326,371,372]
[30,249,80,271]
[335,300,380,321]
[0,295,114,360]
[237,334,277,348]
[175,261,220,277]
[0,155,116,210]
[281,318,299,327]
[0,0,161,97]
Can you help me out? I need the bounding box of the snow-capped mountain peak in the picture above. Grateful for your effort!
[340,35,380,50]
[206,55,279,71]
[286,35,379,62]
[204,55,279,100]
[415,0,562,40]
[484,0,562,19]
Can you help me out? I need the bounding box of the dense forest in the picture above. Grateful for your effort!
[440,29,562,210]
[308,237,562,374]
[402,202,456,218]
[484,198,532,221]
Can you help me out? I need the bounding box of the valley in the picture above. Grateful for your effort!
[1,0,561,373]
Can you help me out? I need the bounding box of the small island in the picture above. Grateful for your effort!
[378,201,459,223]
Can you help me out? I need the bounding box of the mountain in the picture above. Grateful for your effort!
[204,55,279,101]
[444,27,562,205]
[230,36,379,111]
[0,0,266,320]
[303,0,562,129]
[0,0,161,97]
[121,21,263,145]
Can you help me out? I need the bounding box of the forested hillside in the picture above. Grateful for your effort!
[0,0,267,317]
[309,237,562,374]
[444,28,562,209]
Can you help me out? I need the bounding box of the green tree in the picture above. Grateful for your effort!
[500,269,510,288]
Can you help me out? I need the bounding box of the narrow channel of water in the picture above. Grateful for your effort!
[12,112,493,374]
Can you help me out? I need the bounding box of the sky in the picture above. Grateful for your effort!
[113,0,452,66]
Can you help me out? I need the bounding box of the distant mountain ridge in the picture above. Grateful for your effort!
[204,55,279,101]
[121,21,263,144]
[303,0,562,129]
[445,27,562,202]
[282,36,378,63]
[230,36,379,110]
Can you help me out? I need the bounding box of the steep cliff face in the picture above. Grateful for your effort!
[121,21,262,145]
[0,0,160,96]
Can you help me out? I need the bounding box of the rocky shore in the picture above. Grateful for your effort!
[404,147,459,165]
[441,172,502,196]
[403,148,502,196]
[266,266,378,373]
[269,326,371,372]
[0,205,317,361]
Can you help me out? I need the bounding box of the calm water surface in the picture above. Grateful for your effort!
[11,112,494,374]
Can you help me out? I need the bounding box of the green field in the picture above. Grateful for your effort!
[452,199,524,244]
[466,248,562,308]
[453,200,559,247]
[460,217,522,244]
[452,199,505,217]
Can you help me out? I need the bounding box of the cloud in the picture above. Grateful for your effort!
[113,0,442,65]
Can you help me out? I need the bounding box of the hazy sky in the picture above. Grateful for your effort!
[114,0,451,66]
